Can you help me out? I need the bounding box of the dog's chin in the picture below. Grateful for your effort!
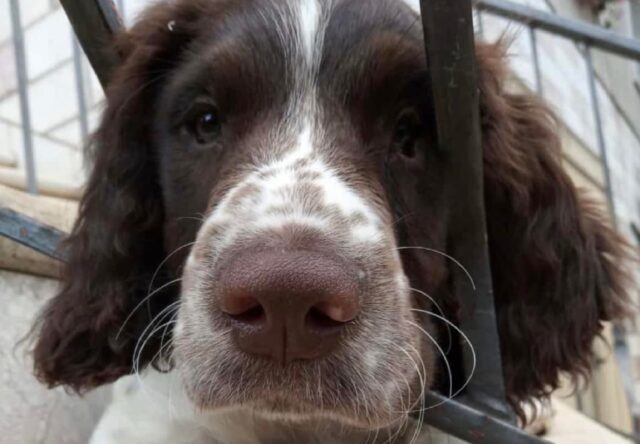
[186,385,415,431]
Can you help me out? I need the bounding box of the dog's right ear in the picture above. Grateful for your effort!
[476,42,632,420]
[32,2,202,391]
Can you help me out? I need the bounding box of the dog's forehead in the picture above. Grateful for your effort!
[178,0,425,109]
[195,0,422,63]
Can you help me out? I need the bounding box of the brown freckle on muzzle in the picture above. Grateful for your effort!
[348,212,368,226]
[293,158,311,170]
[230,183,261,204]
[296,170,322,182]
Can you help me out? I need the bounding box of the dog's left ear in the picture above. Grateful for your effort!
[31,2,202,391]
[476,43,632,417]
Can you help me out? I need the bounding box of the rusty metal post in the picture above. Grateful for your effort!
[59,0,124,89]
[419,0,514,426]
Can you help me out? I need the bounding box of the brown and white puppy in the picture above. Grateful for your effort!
[31,0,631,442]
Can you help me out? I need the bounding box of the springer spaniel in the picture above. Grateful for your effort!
[32,0,631,442]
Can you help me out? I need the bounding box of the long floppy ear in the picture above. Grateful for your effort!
[476,43,632,417]
[32,4,199,390]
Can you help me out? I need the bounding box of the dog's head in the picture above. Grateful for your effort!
[33,0,630,430]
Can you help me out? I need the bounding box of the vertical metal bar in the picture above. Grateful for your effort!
[72,35,90,144]
[9,0,37,194]
[585,45,617,226]
[475,8,485,38]
[59,0,124,89]
[419,0,514,424]
[117,0,125,24]
[529,26,544,95]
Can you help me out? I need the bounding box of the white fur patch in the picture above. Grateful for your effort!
[298,0,321,64]
[202,116,383,251]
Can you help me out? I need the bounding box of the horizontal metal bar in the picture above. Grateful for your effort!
[0,208,66,261]
[475,0,640,61]
[59,0,124,88]
[420,393,550,444]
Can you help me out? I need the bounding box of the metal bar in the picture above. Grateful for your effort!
[585,45,617,225]
[419,0,514,424]
[475,8,485,38]
[59,0,124,89]
[9,0,38,194]
[528,26,543,95]
[0,208,66,261]
[420,393,550,444]
[117,0,126,23]
[632,223,640,245]
[475,0,640,61]
[72,35,91,143]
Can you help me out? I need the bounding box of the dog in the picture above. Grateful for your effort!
[31,0,631,442]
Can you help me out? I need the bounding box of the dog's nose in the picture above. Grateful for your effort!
[220,250,360,363]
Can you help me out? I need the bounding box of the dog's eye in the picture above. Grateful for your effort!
[393,110,421,159]
[185,104,221,145]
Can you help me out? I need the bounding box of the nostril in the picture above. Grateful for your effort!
[222,295,265,325]
[314,300,359,323]
[306,298,359,332]
[230,304,265,325]
[305,306,346,331]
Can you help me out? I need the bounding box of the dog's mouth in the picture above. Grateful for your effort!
[173,304,429,430]
[181,361,421,429]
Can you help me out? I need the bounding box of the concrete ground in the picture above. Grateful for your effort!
[0,270,108,444]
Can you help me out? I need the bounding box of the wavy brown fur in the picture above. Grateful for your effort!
[32,2,195,390]
[477,42,632,420]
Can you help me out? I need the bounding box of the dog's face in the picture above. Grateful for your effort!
[33,0,630,434]
[156,0,440,426]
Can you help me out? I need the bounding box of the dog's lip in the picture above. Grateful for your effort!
[215,399,394,430]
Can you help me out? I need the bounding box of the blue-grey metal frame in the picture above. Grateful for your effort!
[8,0,37,194]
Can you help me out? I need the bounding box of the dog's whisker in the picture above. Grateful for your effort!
[408,287,452,354]
[115,277,183,341]
[392,374,412,444]
[150,326,176,369]
[148,242,195,292]
[409,309,478,412]
[133,301,181,376]
[175,213,206,224]
[156,312,179,365]
[397,246,476,290]
[130,302,181,405]
[395,346,426,444]
[407,320,452,401]
[145,240,197,315]
[405,343,427,444]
